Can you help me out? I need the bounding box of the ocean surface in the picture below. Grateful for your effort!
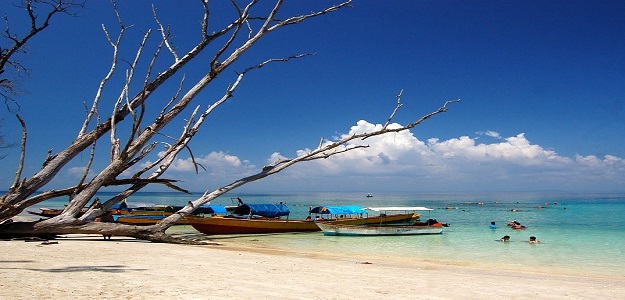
[29,191,625,278]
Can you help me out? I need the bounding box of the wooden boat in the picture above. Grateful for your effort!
[315,222,444,236]
[188,204,418,235]
[187,203,313,234]
[316,207,447,236]
[27,202,165,218]
[112,205,228,225]
[28,208,73,218]
[27,202,230,223]
[113,215,198,225]
[308,205,417,225]
[187,215,320,234]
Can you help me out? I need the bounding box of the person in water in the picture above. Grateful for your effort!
[500,235,510,242]
[507,220,521,226]
[489,221,497,230]
[529,236,541,244]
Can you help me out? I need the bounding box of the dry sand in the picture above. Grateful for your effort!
[1,234,623,299]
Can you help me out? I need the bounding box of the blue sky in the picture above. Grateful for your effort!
[1,0,624,193]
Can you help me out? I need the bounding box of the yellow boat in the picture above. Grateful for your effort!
[187,204,418,235]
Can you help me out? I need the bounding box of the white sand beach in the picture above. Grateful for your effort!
[1,235,623,299]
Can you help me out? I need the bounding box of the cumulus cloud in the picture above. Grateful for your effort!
[485,130,501,139]
[169,151,249,173]
[271,121,625,192]
[131,151,257,191]
[127,121,624,192]
[427,133,569,166]
[476,130,502,139]
[67,166,89,175]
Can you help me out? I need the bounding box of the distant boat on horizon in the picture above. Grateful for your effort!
[366,193,373,198]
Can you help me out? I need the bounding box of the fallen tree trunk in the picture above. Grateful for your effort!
[0,219,210,244]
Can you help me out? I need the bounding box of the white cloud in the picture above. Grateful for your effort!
[129,151,257,192]
[169,151,248,172]
[67,166,88,175]
[428,133,569,166]
[485,130,501,139]
[66,166,97,181]
[263,121,625,192]
[121,122,625,193]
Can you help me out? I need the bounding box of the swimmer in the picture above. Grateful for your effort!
[489,221,497,230]
[511,224,527,229]
[500,235,510,242]
[529,236,541,244]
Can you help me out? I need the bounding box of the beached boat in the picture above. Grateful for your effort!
[112,205,229,225]
[315,207,446,236]
[27,202,166,218]
[27,208,75,218]
[188,204,418,235]
[187,215,320,234]
[112,202,232,216]
[27,202,230,222]
[113,215,201,225]
[308,205,417,225]
[315,222,444,236]
[187,203,315,234]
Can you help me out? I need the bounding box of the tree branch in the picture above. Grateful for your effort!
[1,0,84,103]
[77,1,122,137]
[9,114,26,191]
[152,4,178,62]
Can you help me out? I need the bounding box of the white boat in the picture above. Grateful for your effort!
[315,206,446,236]
[315,222,444,236]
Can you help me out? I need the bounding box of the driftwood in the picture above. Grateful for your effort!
[0,1,458,243]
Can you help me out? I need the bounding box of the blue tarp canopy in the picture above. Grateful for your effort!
[233,203,290,218]
[110,203,227,215]
[309,205,367,215]
[204,205,227,215]
[111,202,156,210]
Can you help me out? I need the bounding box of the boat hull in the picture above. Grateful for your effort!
[187,213,416,235]
[113,215,197,225]
[187,216,319,234]
[316,222,444,236]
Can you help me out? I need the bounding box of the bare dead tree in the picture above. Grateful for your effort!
[1,0,84,108]
[0,1,459,243]
[0,1,83,160]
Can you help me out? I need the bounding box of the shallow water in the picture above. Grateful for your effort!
[31,191,625,278]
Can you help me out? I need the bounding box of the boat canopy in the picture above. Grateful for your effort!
[309,205,368,215]
[110,203,227,215]
[366,206,433,211]
[204,205,227,215]
[111,202,156,210]
[233,203,290,218]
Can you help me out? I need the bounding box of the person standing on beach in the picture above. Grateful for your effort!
[100,211,115,240]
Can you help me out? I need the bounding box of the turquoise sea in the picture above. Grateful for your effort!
[29,191,625,279]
